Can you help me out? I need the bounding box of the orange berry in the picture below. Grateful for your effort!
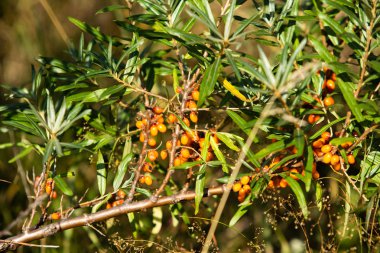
[155,114,165,123]
[51,212,61,220]
[136,121,144,129]
[176,87,183,93]
[331,72,337,81]
[174,157,182,166]
[187,100,197,109]
[237,193,245,203]
[51,191,57,199]
[180,148,191,159]
[321,131,331,141]
[323,96,335,107]
[167,114,177,124]
[189,111,198,123]
[166,140,173,150]
[314,115,321,123]
[268,180,275,189]
[312,162,317,173]
[106,203,112,209]
[308,114,316,124]
[326,79,335,91]
[199,138,205,149]
[232,182,242,192]
[153,106,164,114]
[192,90,200,101]
[150,125,158,136]
[312,139,325,149]
[330,155,340,166]
[341,141,353,149]
[243,184,251,193]
[139,176,145,184]
[333,163,341,171]
[45,178,53,195]
[139,132,145,142]
[145,175,153,186]
[117,189,126,199]
[143,163,152,172]
[183,117,190,127]
[112,199,124,207]
[312,171,320,179]
[160,150,168,160]
[148,150,158,161]
[181,134,189,145]
[157,123,167,133]
[321,144,332,153]
[322,152,332,164]
[238,188,246,197]
[206,151,214,162]
[279,178,288,188]
[148,138,157,147]
[314,148,324,157]
[240,176,250,185]
[347,154,355,164]
[290,168,299,180]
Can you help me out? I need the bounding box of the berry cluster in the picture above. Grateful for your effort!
[308,67,336,124]
[34,176,58,199]
[106,189,127,209]
[312,131,355,171]
[232,175,252,202]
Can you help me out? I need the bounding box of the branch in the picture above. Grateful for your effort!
[0,186,226,252]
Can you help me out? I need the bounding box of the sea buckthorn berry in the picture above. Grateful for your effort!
[106,203,112,209]
[157,123,167,133]
[192,90,200,101]
[330,155,340,166]
[153,106,164,114]
[321,131,331,141]
[323,96,335,107]
[148,138,157,147]
[206,151,214,162]
[145,175,153,186]
[308,114,316,124]
[181,134,190,146]
[243,185,251,193]
[322,80,327,89]
[333,163,341,171]
[143,163,152,172]
[312,162,317,173]
[51,212,61,220]
[160,150,168,160]
[117,189,126,199]
[347,154,355,164]
[183,117,191,127]
[112,199,124,207]
[314,148,324,157]
[167,114,177,124]
[51,191,57,199]
[166,140,173,150]
[279,178,288,188]
[240,176,250,185]
[199,138,205,149]
[312,171,320,179]
[314,115,321,123]
[150,125,158,136]
[176,87,183,93]
[238,188,246,197]
[155,114,165,123]
[321,144,332,153]
[174,157,182,167]
[180,148,191,159]
[322,152,333,164]
[139,176,145,184]
[190,111,198,123]
[341,141,353,149]
[139,132,145,142]
[232,182,242,192]
[237,194,245,203]
[45,178,54,195]
[268,180,275,189]
[326,79,335,91]
[187,100,197,109]
[312,139,325,149]
[148,150,158,161]
[136,121,144,129]
[290,168,299,180]
[331,72,337,81]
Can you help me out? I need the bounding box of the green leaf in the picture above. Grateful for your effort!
[68,17,116,44]
[172,160,203,170]
[226,110,250,134]
[305,146,314,192]
[254,139,295,160]
[285,176,309,218]
[8,146,34,163]
[54,175,74,196]
[330,137,356,146]
[96,150,107,196]
[216,132,241,152]
[337,79,364,122]
[43,139,55,164]
[315,182,323,211]
[309,36,336,62]
[229,202,252,227]
[309,117,346,139]
[113,153,134,191]
[194,165,206,214]
[293,129,305,157]
[223,0,236,40]
[198,57,221,106]
[91,193,112,213]
[210,137,228,173]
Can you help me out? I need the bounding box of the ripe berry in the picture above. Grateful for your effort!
[139,176,145,184]
[160,150,168,160]
[323,96,335,107]
[157,123,167,133]
[145,175,153,186]
[183,117,190,127]
[321,144,332,153]
[117,189,126,199]
[190,111,198,123]
[192,90,200,101]
[153,106,164,114]
[180,134,189,145]
[312,171,320,179]
[347,154,355,164]
[155,114,164,123]
[166,140,173,150]
[148,150,158,161]
[290,168,299,180]
[267,180,275,189]
[333,163,341,171]
[112,199,124,207]
[331,72,337,81]
[326,79,335,91]
[45,178,53,195]
[206,151,214,162]
[322,152,333,164]
[312,139,325,149]
[243,184,251,193]
[240,176,250,185]
[143,163,152,172]
[341,141,353,149]
[51,212,61,220]
[106,203,112,209]
[237,193,245,203]
[279,178,288,188]
[51,191,57,199]
[330,155,340,166]
[167,114,177,124]
[148,138,157,147]
[174,157,182,167]
[136,121,144,129]
[187,100,197,109]
[180,148,191,159]
[321,131,331,141]
[139,132,145,142]
[150,125,158,136]
[232,182,242,192]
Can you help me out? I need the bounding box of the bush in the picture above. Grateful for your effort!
[0,0,379,252]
